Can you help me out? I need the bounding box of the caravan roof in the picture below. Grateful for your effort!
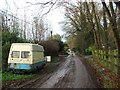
[11,43,44,52]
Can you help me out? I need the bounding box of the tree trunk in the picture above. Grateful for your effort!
[102,2,120,88]
[91,2,102,49]
[103,6,109,50]
[84,2,99,49]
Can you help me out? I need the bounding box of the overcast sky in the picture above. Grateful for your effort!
[0,0,116,39]
[0,0,66,36]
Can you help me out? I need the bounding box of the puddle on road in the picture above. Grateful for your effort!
[40,58,71,88]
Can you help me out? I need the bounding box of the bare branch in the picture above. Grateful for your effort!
[41,0,58,17]
[26,1,53,5]
[18,0,53,9]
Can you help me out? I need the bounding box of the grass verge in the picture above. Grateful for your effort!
[2,72,34,81]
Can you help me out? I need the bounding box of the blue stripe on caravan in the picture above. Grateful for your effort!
[10,61,46,70]
[10,63,31,70]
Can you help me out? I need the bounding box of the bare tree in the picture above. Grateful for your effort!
[33,17,46,42]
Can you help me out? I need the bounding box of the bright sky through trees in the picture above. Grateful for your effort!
[0,0,65,36]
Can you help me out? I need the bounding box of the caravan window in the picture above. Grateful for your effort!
[11,51,20,58]
[21,51,30,58]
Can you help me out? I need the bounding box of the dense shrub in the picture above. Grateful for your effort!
[2,29,27,71]
[40,40,59,56]
[85,46,93,55]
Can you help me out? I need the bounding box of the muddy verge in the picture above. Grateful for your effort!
[79,55,100,88]
[2,56,66,90]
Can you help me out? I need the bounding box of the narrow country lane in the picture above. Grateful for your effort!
[13,54,96,89]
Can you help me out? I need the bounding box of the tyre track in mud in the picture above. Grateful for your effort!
[39,56,73,88]
[54,57,75,88]
[16,73,50,88]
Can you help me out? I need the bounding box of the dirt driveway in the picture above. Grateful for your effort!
[7,55,96,89]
